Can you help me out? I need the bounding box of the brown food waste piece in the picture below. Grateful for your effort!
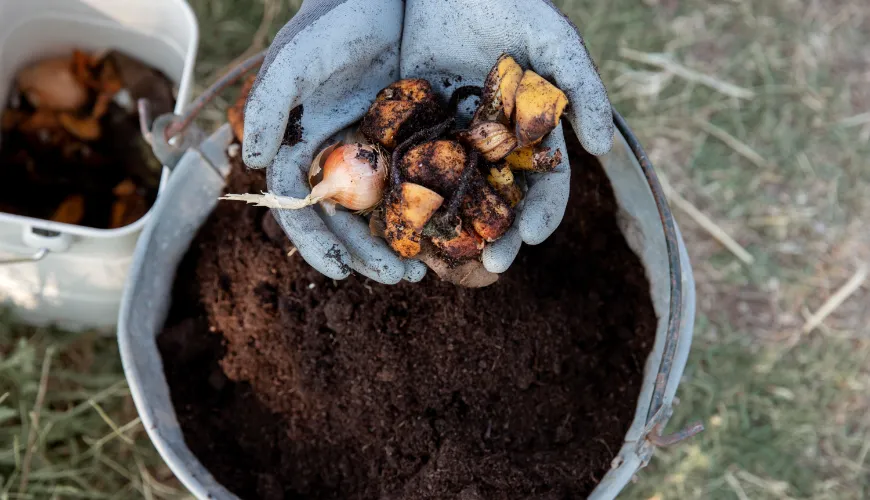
[430,226,485,261]
[375,78,434,103]
[158,136,658,499]
[97,59,124,95]
[105,50,175,116]
[228,75,256,143]
[360,79,443,149]
[51,194,85,224]
[108,178,145,229]
[72,50,101,89]
[113,179,136,197]
[109,193,149,229]
[462,174,515,242]
[1,109,25,131]
[91,91,114,119]
[373,211,491,286]
[17,109,60,134]
[109,201,127,229]
[400,139,466,195]
[59,113,101,141]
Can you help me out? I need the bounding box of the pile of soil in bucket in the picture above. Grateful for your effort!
[158,131,658,500]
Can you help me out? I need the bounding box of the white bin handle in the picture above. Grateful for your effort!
[0,226,73,265]
[22,226,73,252]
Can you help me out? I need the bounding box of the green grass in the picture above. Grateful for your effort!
[0,314,189,499]
[2,0,870,498]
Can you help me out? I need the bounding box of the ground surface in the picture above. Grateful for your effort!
[1,0,868,498]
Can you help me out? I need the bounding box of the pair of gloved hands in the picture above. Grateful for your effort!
[243,0,613,284]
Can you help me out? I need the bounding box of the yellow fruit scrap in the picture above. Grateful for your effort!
[385,182,444,258]
[360,100,421,150]
[513,70,568,148]
[504,145,563,173]
[475,54,524,125]
[487,165,523,207]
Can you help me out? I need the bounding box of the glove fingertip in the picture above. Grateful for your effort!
[571,109,615,157]
[242,119,281,169]
[403,259,427,283]
[242,67,295,169]
[308,242,354,280]
[482,228,522,273]
[348,254,404,285]
[560,70,614,157]
[519,206,562,246]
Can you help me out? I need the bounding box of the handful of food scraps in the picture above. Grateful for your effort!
[223,55,567,287]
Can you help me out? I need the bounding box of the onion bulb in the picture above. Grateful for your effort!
[221,143,387,213]
[17,57,88,111]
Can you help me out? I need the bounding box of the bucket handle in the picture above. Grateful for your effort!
[613,110,704,448]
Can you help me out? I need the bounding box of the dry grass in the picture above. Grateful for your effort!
[2,0,869,498]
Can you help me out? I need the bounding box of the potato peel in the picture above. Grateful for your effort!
[375,78,434,103]
[416,243,499,288]
[462,175,514,242]
[401,140,466,195]
[361,79,442,149]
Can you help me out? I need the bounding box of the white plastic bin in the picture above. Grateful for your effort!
[0,0,198,331]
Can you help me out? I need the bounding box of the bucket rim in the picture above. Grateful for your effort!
[612,109,693,440]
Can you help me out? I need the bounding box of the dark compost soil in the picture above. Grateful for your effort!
[157,132,658,500]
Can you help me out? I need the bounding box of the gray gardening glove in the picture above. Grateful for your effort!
[242,0,427,284]
[402,0,614,273]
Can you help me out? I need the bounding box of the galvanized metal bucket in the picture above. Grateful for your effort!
[117,111,698,500]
